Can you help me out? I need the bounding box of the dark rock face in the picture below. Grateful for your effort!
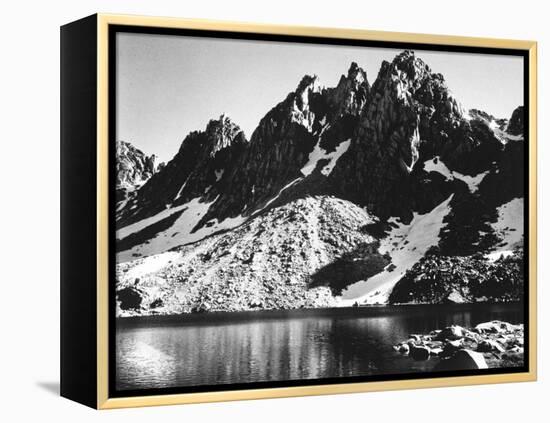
[433,128,524,257]
[330,51,435,217]
[507,106,524,135]
[325,62,370,118]
[328,50,505,219]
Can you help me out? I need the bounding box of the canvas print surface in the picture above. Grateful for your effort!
[113,31,526,393]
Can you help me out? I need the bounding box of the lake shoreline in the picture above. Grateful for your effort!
[116,302,524,327]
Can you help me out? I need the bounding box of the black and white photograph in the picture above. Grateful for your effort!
[112,29,527,394]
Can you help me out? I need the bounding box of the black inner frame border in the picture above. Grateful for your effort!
[107,23,531,399]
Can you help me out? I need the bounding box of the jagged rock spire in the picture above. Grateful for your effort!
[326,62,370,118]
[205,114,247,156]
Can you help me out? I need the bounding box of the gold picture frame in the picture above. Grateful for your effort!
[61,13,537,409]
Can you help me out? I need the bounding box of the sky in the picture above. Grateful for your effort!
[116,32,524,163]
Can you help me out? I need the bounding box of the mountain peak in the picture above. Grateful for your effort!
[205,113,239,135]
[205,114,247,156]
[393,49,416,62]
[372,50,434,94]
[392,50,430,71]
[346,61,367,83]
[296,74,321,92]
[324,62,370,118]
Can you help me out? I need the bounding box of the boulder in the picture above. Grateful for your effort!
[430,348,443,356]
[475,321,513,334]
[409,334,422,343]
[463,330,481,341]
[507,346,524,354]
[116,287,143,311]
[435,349,489,371]
[474,322,499,333]
[427,341,444,349]
[436,325,465,341]
[410,345,431,361]
[441,339,463,358]
[398,343,410,354]
[514,337,524,347]
[461,337,479,351]
[477,339,505,353]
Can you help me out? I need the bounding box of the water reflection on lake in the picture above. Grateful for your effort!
[116,303,524,391]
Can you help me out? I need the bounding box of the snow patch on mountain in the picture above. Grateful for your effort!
[116,199,129,213]
[493,126,524,143]
[473,114,524,144]
[117,196,248,263]
[485,250,515,262]
[116,203,191,240]
[424,157,488,193]
[174,176,190,200]
[253,177,303,214]
[301,139,351,177]
[124,251,182,280]
[490,197,524,251]
[339,194,454,305]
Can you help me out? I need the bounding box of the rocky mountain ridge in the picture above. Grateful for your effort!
[115,50,525,315]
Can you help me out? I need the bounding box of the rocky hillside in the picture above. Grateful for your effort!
[388,249,524,304]
[116,196,379,316]
[115,50,526,314]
